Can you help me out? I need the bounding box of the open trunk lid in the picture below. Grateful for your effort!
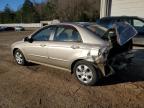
[113,22,138,46]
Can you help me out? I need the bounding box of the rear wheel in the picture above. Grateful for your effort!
[14,49,27,65]
[73,60,99,86]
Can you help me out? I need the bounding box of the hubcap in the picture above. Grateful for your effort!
[76,65,93,84]
[15,52,23,64]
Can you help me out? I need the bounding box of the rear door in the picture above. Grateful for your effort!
[47,25,83,68]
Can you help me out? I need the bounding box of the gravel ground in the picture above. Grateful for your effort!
[0,30,144,108]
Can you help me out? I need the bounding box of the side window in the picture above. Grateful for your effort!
[100,19,112,28]
[116,18,126,22]
[125,19,132,25]
[32,27,54,41]
[53,26,81,42]
[116,18,132,25]
[133,19,144,27]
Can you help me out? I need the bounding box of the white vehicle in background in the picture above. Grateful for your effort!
[15,26,25,31]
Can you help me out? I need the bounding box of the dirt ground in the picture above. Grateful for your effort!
[0,30,144,108]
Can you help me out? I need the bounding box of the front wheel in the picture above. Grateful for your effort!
[14,49,27,65]
[73,60,99,86]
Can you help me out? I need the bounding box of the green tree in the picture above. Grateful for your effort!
[2,4,15,23]
[14,9,23,23]
[41,1,57,20]
[21,0,40,23]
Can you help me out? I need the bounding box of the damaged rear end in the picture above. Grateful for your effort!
[96,22,138,77]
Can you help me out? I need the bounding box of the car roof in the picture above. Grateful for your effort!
[72,22,107,30]
[45,22,107,30]
[86,23,108,31]
[42,23,107,45]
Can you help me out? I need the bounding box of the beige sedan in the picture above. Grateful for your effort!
[11,23,133,85]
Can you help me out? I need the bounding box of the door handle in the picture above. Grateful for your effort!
[40,44,46,47]
[71,45,80,49]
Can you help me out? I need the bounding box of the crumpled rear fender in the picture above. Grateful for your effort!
[70,54,111,77]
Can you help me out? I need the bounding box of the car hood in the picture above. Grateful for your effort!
[112,22,138,46]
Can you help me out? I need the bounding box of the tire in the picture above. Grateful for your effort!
[73,60,99,86]
[14,49,27,65]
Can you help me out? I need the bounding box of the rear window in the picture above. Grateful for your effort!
[86,25,106,37]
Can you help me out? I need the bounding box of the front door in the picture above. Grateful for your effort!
[23,26,55,64]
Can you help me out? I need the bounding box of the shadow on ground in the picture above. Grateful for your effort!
[97,49,144,86]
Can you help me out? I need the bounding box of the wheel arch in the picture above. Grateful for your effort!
[71,59,104,79]
[13,48,19,56]
[71,59,97,73]
[71,59,84,74]
[12,48,27,61]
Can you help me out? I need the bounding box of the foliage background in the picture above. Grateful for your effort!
[0,0,100,23]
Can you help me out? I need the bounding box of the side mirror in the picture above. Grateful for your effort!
[24,37,33,43]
